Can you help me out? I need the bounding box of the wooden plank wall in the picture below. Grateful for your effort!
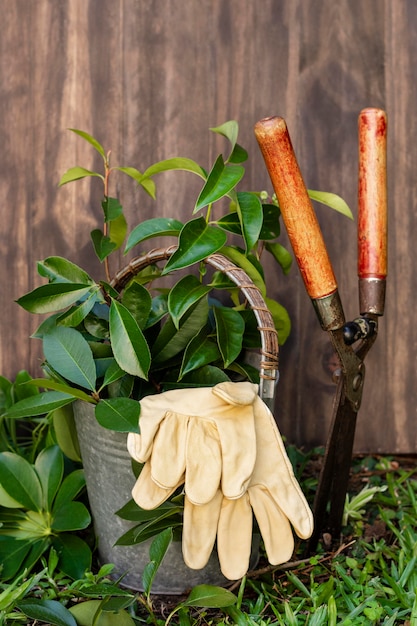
[0,0,414,453]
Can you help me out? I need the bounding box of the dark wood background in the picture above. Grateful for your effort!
[1,1,414,453]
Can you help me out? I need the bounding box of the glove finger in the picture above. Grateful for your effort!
[130,401,172,461]
[215,413,256,499]
[212,381,258,406]
[127,431,145,463]
[185,418,222,505]
[149,412,188,489]
[217,493,252,580]
[131,461,183,510]
[249,485,295,565]
[252,398,314,540]
[212,383,257,499]
[182,490,223,570]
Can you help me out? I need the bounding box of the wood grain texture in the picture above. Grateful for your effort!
[255,116,338,300]
[358,108,387,280]
[0,0,415,452]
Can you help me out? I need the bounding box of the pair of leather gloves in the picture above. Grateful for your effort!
[127,381,313,580]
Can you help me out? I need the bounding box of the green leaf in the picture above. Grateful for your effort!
[17,598,77,626]
[308,189,354,219]
[0,569,44,608]
[142,528,173,595]
[116,500,181,522]
[91,229,117,261]
[152,297,209,365]
[26,379,93,403]
[145,293,169,329]
[4,391,75,419]
[0,484,23,508]
[13,370,39,401]
[142,157,206,180]
[235,191,263,252]
[210,121,248,163]
[109,300,151,380]
[183,584,237,608]
[228,360,260,384]
[213,307,244,368]
[83,314,110,340]
[57,290,99,327]
[100,360,125,389]
[52,502,91,531]
[53,534,92,581]
[114,166,144,183]
[116,516,182,546]
[69,128,106,158]
[168,275,211,329]
[259,203,281,240]
[38,257,94,284]
[69,599,135,626]
[0,538,32,580]
[216,212,243,236]
[102,196,123,222]
[228,143,248,164]
[219,246,266,296]
[53,469,86,510]
[115,166,156,198]
[17,283,93,314]
[108,213,127,250]
[162,217,227,274]
[210,121,239,152]
[121,280,152,329]
[35,446,64,510]
[125,217,183,252]
[52,404,81,462]
[95,398,140,433]
[169,365,230,388]
[59,166,103,186]
[0,452,42,510]
[121,167,156,200]
[265,296,291,345]
[75,583,134,599]
[265,241,293,275]
[43,326,97,391]
[194,155,244,212]
[179,329,221,379]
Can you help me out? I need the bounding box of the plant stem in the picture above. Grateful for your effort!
[103,152,112,282]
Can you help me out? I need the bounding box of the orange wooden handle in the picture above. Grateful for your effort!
[254,116,337,300]
[358,108,388,279]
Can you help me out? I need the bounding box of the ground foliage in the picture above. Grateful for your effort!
[1,448,417,625]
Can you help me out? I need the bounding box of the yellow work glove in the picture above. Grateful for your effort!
[127,382,258,509]
[182,394,314,580]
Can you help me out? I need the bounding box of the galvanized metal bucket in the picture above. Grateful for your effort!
[73,400,243,593]
[73,248,278,593]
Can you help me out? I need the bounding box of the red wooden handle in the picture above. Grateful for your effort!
[358,108,388,279]
[254,116,337,300]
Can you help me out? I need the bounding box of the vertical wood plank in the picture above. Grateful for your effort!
[0,0,416,452]
[382,0,417,452]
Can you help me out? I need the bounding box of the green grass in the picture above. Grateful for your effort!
[1,452,416,625]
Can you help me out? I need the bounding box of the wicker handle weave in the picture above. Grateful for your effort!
[110,246,279,409]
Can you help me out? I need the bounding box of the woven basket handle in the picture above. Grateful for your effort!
[111,246,279,409]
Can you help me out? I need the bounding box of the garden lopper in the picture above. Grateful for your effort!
[254,108,387,550]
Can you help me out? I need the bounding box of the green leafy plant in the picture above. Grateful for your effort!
[8,121,351,427]
[343,483,387,528]
[136,527,238,626]
[0,450,415,625]
[0,445,91,581]
[6,121,352,549]
[0,371,49,457]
